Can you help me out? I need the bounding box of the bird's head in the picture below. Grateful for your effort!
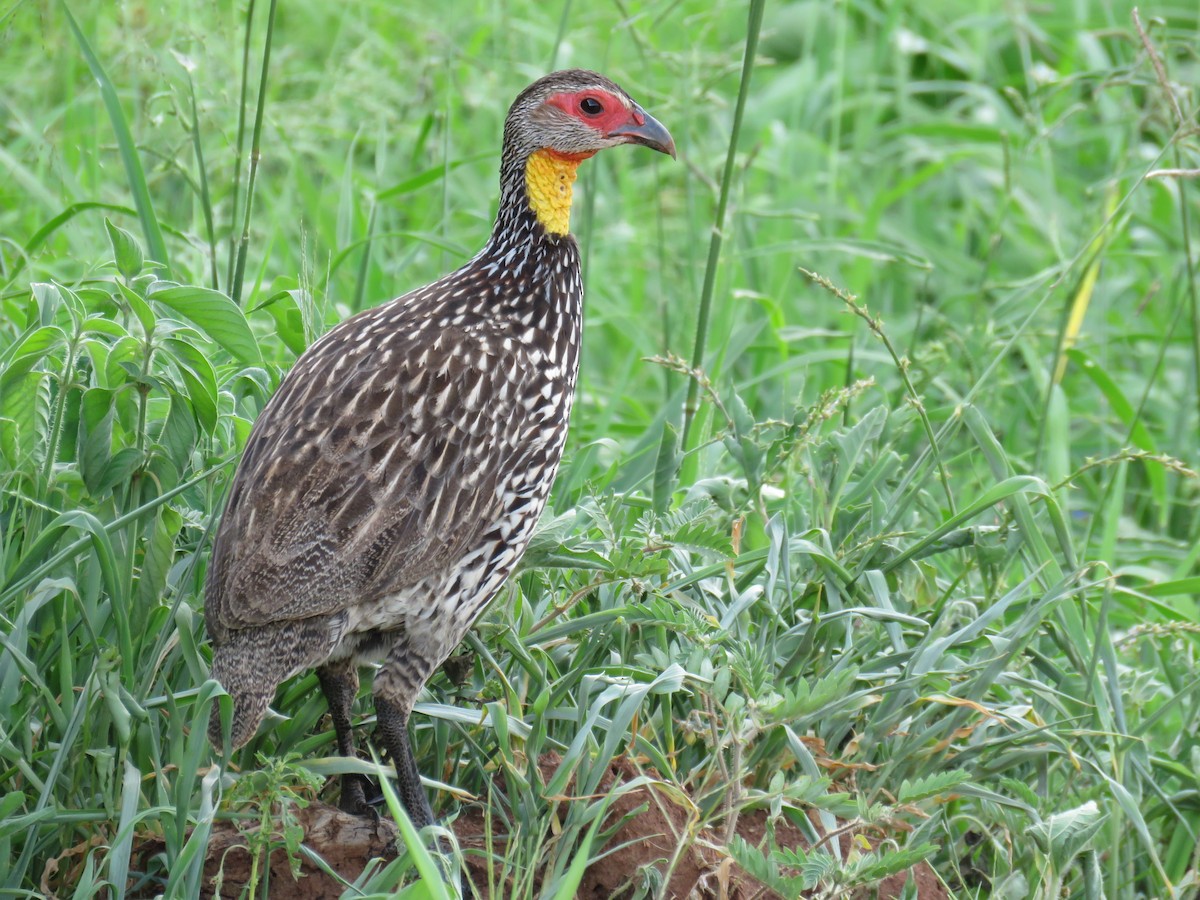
[500,69,675,235]
[506,69,676,160]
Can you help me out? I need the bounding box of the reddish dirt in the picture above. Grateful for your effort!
[110,754,947,899]
[452,755,947,899]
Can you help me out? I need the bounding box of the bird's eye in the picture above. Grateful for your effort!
[579,97,604,116]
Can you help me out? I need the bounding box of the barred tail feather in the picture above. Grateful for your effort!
[207,617,336,750]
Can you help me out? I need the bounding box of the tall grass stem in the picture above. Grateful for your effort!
[59,0,169,273]
[227,0,256,292]
[231,0,278,306]
[184,71,220,290]
[680,0,764,450]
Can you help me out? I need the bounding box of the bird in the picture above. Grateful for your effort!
[205,69,674,840]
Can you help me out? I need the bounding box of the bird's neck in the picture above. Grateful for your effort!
[490,147,594,248]
[522,149,595,235]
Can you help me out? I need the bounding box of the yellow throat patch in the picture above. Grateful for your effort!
[524,150,585,235]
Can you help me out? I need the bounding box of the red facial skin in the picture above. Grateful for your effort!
[544,89,644,160]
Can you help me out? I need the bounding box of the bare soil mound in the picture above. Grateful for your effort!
[132,754,947,899]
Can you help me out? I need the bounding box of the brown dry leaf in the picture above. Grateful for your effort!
[40,832,106,900]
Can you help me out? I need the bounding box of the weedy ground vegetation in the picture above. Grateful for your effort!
[1,1,1199,897]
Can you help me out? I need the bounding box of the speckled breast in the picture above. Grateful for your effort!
[331,232,585,659]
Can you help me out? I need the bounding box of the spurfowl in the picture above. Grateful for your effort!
[206,70,673,838]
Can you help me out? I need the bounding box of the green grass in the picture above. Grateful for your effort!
[2,0,1200,897]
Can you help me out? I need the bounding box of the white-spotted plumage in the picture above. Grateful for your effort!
[205,69,673,838]
[208,150,583,727]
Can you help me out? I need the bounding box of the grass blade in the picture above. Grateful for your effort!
[58,1,169,273]
[230,0,279,306]
[680,0,765,450]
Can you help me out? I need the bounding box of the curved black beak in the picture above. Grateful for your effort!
[609,103,676,159]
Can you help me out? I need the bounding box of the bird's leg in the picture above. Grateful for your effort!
[374,694,473,897]
[373,695,437,829]
[316,660,370,815]
[374,645,473,895]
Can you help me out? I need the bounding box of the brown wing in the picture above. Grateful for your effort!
[205,276,530,637]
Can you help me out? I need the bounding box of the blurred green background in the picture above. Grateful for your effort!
[2,1,1199,896]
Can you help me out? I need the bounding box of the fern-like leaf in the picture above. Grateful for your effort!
[897,770,971,804]
[850,843,937,883]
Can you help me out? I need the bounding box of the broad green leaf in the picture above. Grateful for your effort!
[102,335,141,389]
[95,446,143,495]
[105,218,144,281]
[162,338,218,433]
[0,371,49,467]
[152,285,262,365]
[136,507,180,607]
[1026,801,1106,867]
[78,387,116,495]
[0,324,65,374]
[157,395,198,469]
[115,281,156,338]
[248,289,308,355]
